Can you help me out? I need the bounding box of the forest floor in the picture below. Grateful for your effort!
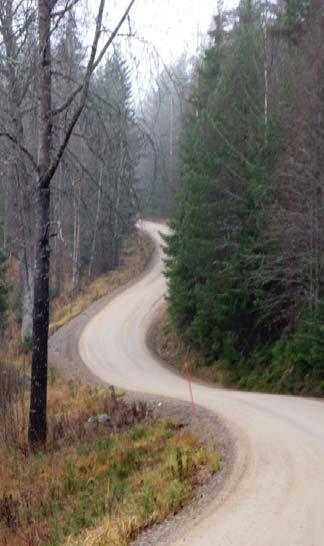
[149,305,324,397]
[148,305,232,387]
[0,383,219,546]
[0,229,221,546]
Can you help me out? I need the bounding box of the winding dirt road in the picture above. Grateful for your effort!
[79,221,324,546]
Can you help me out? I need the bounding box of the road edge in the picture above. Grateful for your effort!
[49,222,244,546]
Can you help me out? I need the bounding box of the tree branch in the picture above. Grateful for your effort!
[52,0,136,117]
[0,131,38,173]
[41,0,136,189]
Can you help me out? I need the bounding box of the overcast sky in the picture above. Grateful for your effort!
[130,0,220,61]
[134,1,239,57]
[85,0,239,101]
[124,0,232,96]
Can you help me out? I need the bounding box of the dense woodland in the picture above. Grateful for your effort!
[165,0,324,395]
[0,0,138,446]
[0,0,324,448]
[0,1,323,541]
[0,4,137,343]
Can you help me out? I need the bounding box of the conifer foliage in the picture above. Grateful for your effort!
[165,0,324,395]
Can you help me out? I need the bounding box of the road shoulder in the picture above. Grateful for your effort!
[49,227,238,546]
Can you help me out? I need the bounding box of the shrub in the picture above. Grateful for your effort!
[0,360,27,448]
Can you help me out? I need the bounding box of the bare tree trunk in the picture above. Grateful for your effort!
[263,2,269,131]
[20,253,33,343]
[88,163,103,278]
[2,181,8,250]
[112,139,125,266]
[15,182,34,341]
[54,163,63,296]
[28,0,52,448]
[27,0,136,449]
[71,175,81,291]
[16,178,34,342]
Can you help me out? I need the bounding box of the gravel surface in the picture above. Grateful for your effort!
[49,225,235,546]
[74,221,324,546]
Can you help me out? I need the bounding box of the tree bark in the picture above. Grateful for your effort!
[20,255,33,343]
[112,137,125,266]
[54,164,63,296]
[27,0,136,448]
[72,174,81,291]
[28,0,52,448]
[88,162,103,278]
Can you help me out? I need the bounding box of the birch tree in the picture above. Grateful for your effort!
[25,0,136,448]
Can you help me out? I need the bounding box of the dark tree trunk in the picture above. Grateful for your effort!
[28,0,52,448]
[27,0,135,449]
[54,165,63,296]
[28,187,50,446]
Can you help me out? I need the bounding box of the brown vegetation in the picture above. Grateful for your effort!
[49,232,153,335]
[0,377,218,546]
[0,232,218,545]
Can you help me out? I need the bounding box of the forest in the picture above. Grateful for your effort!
[0,0,323,543]
[0,2,138,340]
[164,0,324,395]
[0,0,323,446]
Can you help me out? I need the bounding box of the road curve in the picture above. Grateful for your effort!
[79,220,324,546]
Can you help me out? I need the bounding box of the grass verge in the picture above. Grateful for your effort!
[0,380,219,546]
[0,229,220,545]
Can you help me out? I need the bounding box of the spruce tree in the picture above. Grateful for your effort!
[165,0,277,366]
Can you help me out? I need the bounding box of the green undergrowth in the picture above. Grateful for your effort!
[157,312,324,397]
[0,226,219,546]
[0,417,219,546]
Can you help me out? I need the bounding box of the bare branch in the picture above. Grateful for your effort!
[51,0,80,18]
[0,131,38,173]
[49,0,81,41]
[52,0,136,117]
[43,0,136,187]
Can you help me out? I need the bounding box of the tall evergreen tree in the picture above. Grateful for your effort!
[166,0,274,355]
[165,0,324,394]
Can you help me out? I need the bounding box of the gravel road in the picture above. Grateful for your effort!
[59,221,324,546]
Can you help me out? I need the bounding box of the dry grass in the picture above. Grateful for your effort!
[0,230,219,545]
[0,383,149,543]
[0,360,28,450]
[0,390,219,546]
[49,233,153,335]
[65,421,219,546]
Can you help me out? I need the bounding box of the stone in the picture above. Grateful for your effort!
[85,416,98,430]
[97,414,111,424]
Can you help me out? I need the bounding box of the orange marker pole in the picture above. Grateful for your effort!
[183,350,196,416]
